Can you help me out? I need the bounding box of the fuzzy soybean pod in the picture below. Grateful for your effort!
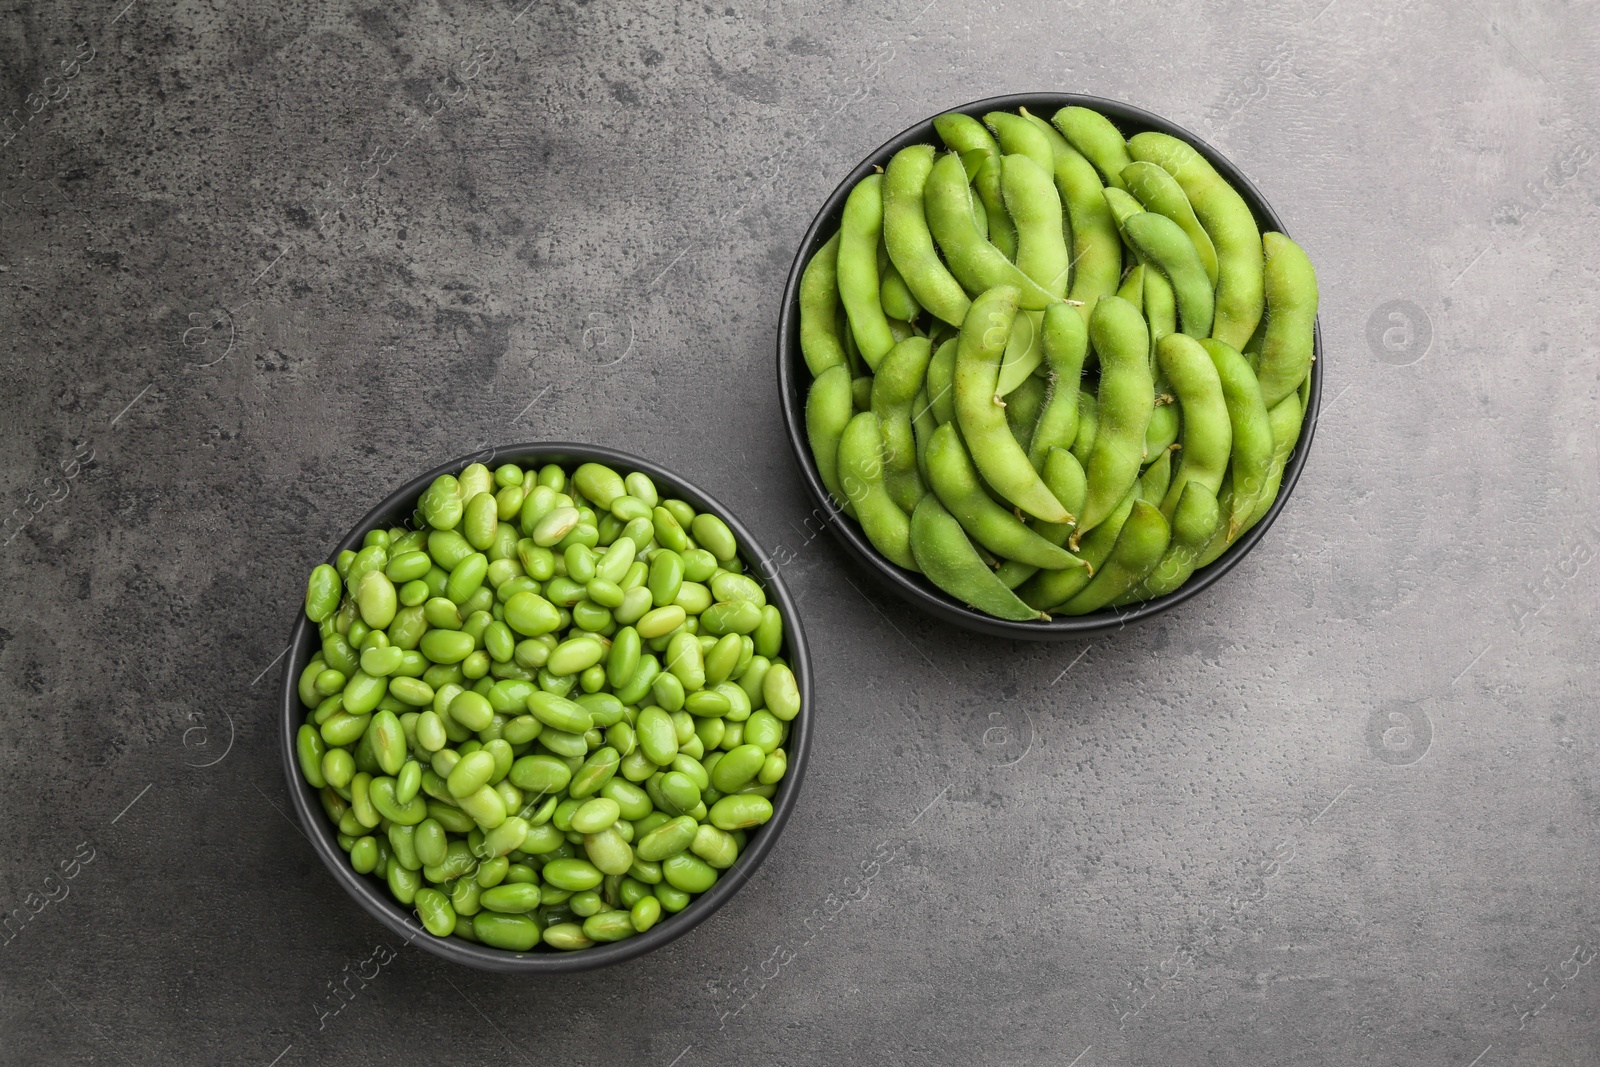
[1118,480,1221,603]
[1004,375,1048,451]
[997,309,1044,397]
[837,411,917,571]
[1122,161,1218,287]
[933,111,1000,158]
[1116,262,1145,305]
[924,422,1084,569]
[1143,268,1177,344]
[879,262,921,322]
[799,233,847,376]
[1077,296,1155,539]
[926,338,957,426]
[837,174,896,369]
[1156,333,1232,517]
[1144,397,1180,462]
[871,336,935,513]
[1255,232,1319,407]
[953,285,1073,523]
[1052,106,1133,190]
[1070,392,1097,467]
[1002,154,1071,300]
[1102,186,1142,229]
[994,447,1091,590]
[1118,212,1214,338]
[923,152,1061,310]
[973,155,1017,261]
[1057,500,1170,615]
[984,112,1056,178]
[1200,339,1274,538]
[1236,390,1306,539]
[910,387,939,484]
[1018,485,1135,610]
[1026,302,1091,472]
[1127,132,1263,350]
[1138,446,1175,504]
[909,497,1046,621]
[1021,111,1121,321]
[883,144,971,326]
[806,365,856,512]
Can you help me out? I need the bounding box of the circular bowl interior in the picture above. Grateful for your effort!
[776,92,1322,640]
[279,442,813,973]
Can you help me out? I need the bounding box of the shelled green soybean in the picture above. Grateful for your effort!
[800,104,1319,620]
[294,459,800,952]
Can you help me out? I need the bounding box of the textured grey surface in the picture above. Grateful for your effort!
[2,0,1597,1063]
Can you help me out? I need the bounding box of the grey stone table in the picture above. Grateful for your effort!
[2,0,1596,1063]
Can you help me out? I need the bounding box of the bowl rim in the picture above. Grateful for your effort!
[775,91,1322,640]
[279,442,814,973]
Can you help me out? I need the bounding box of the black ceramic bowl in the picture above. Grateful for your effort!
[278,443,812,972]
[777,92,1322,640]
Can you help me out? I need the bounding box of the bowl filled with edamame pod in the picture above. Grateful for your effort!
[279,444,812,972]
[778,93,1321,638]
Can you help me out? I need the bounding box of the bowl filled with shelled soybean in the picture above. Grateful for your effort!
[279,444,812,972]
[777,93,1321,639]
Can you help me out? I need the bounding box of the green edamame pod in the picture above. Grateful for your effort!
[997,307,1044,398]
[1077,296,1155,537]
[984,111,1055,175]
[1102,186,1143,229]
[837,412,917,571]
[1057,500,1170,615]
[806,365,856,511]
[1019,485,1135,610]
[1002,153,1071,301]
[879,261,921,322]
[1237,390,1306,537]
[924,152,1062,309]
[1116,262,1145,305]
[973,155,1017,262]
[924,422,1084,569]
[1121,160,1218,287]
[1118,212,1214,338]
[1004,372,1048,452]
[1026,302,1090,471]
[852,375,873,413]
[1144,397,1180,459]
[952,285,1072,523]
[926,338,957,426]
[837,174,896,369]
[1255,232,1319,407]
[1200,338,1274,538]
[883,144,972,325]
[1069,391,1097,467]
[933,112,999,159]
[1156,333,1231,516]
[799,232,848,376]
[910,387,939,487]
[994,447,1090,589]
[1143,269,1177,350]
[1052,106,1133,190]
[909,497,1046,621]
[1124,480,1223,602]
[870,336,934,514]
[1138,445,1176,504]
[1127,132,1264,350]
[1024,111,1121,320]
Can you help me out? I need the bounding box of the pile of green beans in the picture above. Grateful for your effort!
[294,459,801,952]
[801,105,1319,620]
